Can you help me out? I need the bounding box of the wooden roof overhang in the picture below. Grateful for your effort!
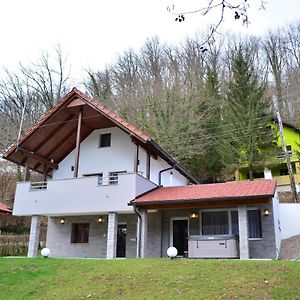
[131,195,272,210]
[2,88,198,183]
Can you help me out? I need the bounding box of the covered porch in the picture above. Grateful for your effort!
[132,180,280,259]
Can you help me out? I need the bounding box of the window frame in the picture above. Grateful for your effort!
[71,223,89,244]
[199,208,262,240]
[99,133,111,148]
[247,209,262,240]
[83,173,103,185]
[108,171,127,185]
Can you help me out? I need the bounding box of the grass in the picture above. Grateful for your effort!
[0,258,300,299]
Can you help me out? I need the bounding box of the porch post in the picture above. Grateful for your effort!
[23,158,30,182]
[73,109,83,178]
[28,215,41,257]
[140,210,148,258]
[238,206,249,259]
[106,212,118,259]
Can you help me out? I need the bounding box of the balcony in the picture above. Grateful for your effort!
[13,173,157,216]
[274,173,300,186]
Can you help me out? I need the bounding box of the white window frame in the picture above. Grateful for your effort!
[169,217,189,248]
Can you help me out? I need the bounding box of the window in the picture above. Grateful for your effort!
[71,223,89,243]
[247,210,262,239]
[108,171,127,185]
[99,133,111,148]
[231,211,239,235]
[202,211,228,235]
[83,173,103,185]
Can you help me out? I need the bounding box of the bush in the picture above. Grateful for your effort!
[0,234,29,257]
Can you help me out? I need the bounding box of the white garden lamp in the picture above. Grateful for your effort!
[41,248,51,258]
[167,246,178,259]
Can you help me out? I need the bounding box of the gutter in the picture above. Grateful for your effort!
[158,167,173,186]
[148,139,198,184]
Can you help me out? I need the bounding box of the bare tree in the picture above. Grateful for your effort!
[0,46,71,152]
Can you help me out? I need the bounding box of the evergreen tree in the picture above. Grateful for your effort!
[224,46,276,180]
[189,67,224,183]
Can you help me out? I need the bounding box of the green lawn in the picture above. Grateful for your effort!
[0,258,300,299]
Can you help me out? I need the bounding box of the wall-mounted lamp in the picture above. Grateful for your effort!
[98,217,104,223]
[263,209,271,216]
[190,212,198,219]
[60,218,66,224]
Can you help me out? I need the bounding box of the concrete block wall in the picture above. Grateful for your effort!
[47,213,138,258]
[248,203,277,259]
[145,211,162,258]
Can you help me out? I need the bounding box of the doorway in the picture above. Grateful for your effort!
[171,219,188,256]
[116,224,127,258]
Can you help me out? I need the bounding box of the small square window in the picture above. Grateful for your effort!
[99,133,111,148]
[71,223,89,243]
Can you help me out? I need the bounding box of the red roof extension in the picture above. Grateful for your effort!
[0,203,12,214]
[132,180,277,204]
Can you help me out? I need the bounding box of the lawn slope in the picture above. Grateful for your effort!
[1,258,300,299]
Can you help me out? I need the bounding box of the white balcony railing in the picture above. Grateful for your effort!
[14,173,157,216]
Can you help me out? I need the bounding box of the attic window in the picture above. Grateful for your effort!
[99,133,111,148]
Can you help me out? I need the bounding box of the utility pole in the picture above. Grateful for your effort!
[276,110,298,203]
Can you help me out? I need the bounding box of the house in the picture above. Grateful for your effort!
[2,88,281,259]
[235,121,300,192]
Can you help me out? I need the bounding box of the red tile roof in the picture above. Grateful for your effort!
[2,88,197,184]
[132,180,277,205]
[0,203,12,214]
[3,87,150,158]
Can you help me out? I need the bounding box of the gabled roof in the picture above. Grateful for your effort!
[0,203,12,214]
[132,180,276,206]
[2,88,197,183]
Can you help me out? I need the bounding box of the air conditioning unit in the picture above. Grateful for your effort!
[188,235,238,258]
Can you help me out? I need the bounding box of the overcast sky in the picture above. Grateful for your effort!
[0,0,299,83]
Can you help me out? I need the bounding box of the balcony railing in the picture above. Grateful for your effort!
[14,172,157,216]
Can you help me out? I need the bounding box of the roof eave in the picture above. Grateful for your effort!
[132,193,274,206]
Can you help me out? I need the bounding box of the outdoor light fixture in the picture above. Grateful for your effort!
[190,212,198,219]
[60,218,65,224]
[167,246,178,259]
[98,217,103,223]
[263,209,270,216]
[41,248,51,258]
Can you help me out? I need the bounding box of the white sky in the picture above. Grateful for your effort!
[0,0,299,83]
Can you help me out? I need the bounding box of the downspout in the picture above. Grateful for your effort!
[158,167,173,186]
[134,205,142,258]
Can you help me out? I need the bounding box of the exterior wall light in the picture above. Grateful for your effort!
[98,217,104,223]
[263,209,271,216]
[190,212,198,219]
[60,218,66,224]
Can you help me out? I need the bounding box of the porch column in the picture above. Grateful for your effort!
[238,206,249,259]
[28,215,41,258]
[73,109,82,178]
[106,212,118,259]
[23,158,30,182]
[140,210,148,258]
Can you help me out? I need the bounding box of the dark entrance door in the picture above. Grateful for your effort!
[173,219,188,256]
[116,224,127,258]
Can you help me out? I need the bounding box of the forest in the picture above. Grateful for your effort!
[1,22,300,205]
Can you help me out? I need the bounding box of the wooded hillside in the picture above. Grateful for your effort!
[1,23,300,192]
